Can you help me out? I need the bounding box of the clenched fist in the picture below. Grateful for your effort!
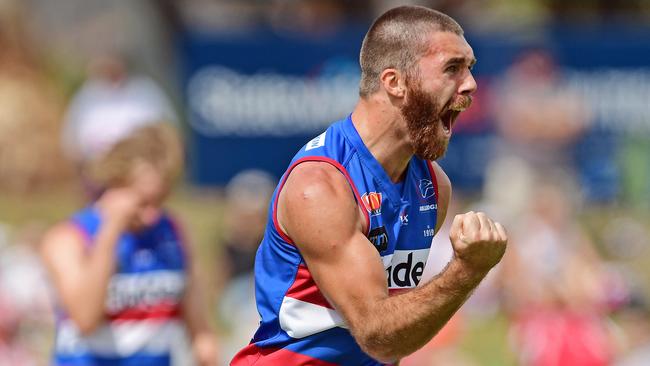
[449,211,507,274]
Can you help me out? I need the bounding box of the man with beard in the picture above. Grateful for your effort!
[231,6,507,366]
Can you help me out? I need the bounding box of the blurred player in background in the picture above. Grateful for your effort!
[216,170,276,363]
[41,123,219,366]
[61,52,177,199]
[232,6,507,365]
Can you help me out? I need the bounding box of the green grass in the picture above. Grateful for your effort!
[460,314,517,366]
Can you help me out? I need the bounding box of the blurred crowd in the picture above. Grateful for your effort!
[1,0,649,365]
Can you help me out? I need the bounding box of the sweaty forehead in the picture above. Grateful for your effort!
[422,31,475,65]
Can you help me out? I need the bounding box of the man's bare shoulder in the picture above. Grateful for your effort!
[278,161,365,244]
[283,161,357,205]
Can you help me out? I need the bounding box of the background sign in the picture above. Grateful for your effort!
[182,24,650,199]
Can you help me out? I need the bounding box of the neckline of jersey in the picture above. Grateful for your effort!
[341,114,413,208]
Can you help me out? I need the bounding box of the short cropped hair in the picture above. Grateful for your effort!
[359,6,463,97]
[87,123,183,189]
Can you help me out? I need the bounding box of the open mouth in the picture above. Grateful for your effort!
[440,108,461,135]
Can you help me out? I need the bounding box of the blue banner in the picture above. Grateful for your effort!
[181,24,650,197]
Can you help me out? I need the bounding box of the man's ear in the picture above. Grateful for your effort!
[380,68,406,98]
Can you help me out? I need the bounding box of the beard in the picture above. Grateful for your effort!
[399,82,449,161]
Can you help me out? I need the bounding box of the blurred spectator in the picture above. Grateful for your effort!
[0,223,42,366]
[0,223,54,365]
[492,48,589,171]
[41,124,218,366]
[499,174,614,366]
[220,170,276,280]
[216,170,275,363]
[0,294,36,366]
[61,52,176,196]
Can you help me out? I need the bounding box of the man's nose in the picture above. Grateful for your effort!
[460,72,477,96]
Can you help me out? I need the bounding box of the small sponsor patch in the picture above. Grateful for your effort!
[399,212,409,226]
[361,192,383,216]
[419,203,437,212]
[305,131,327,151]
[368,226,389,252]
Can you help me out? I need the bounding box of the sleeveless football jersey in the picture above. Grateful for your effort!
[231,115,440,366]
[53,206,190,366]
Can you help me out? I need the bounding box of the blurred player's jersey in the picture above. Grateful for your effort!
[53,206,189,366]
[231,115,439,366]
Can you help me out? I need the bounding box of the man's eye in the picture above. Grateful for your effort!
[446,65,459,73]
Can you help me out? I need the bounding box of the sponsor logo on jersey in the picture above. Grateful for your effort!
[416,178,437,212]
[399,211,409,226]
[361,192,382,216]
[419,203,438,212]
[368,226,388,252]
[384,249,429,288]
[106,271,186,314]
[305,131,327,151]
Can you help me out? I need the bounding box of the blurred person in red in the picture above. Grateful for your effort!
[499,173,614,366]
[41,124,219,366]
[61,52,176,197]
[0,286,37,366]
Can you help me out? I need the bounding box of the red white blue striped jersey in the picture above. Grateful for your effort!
[231,115,439,366]
[53,206,189,366]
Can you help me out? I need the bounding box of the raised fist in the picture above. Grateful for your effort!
[449,211,507,274]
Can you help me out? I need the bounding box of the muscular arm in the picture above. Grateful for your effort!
[277,162,505,363]
[40,219,125,334]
